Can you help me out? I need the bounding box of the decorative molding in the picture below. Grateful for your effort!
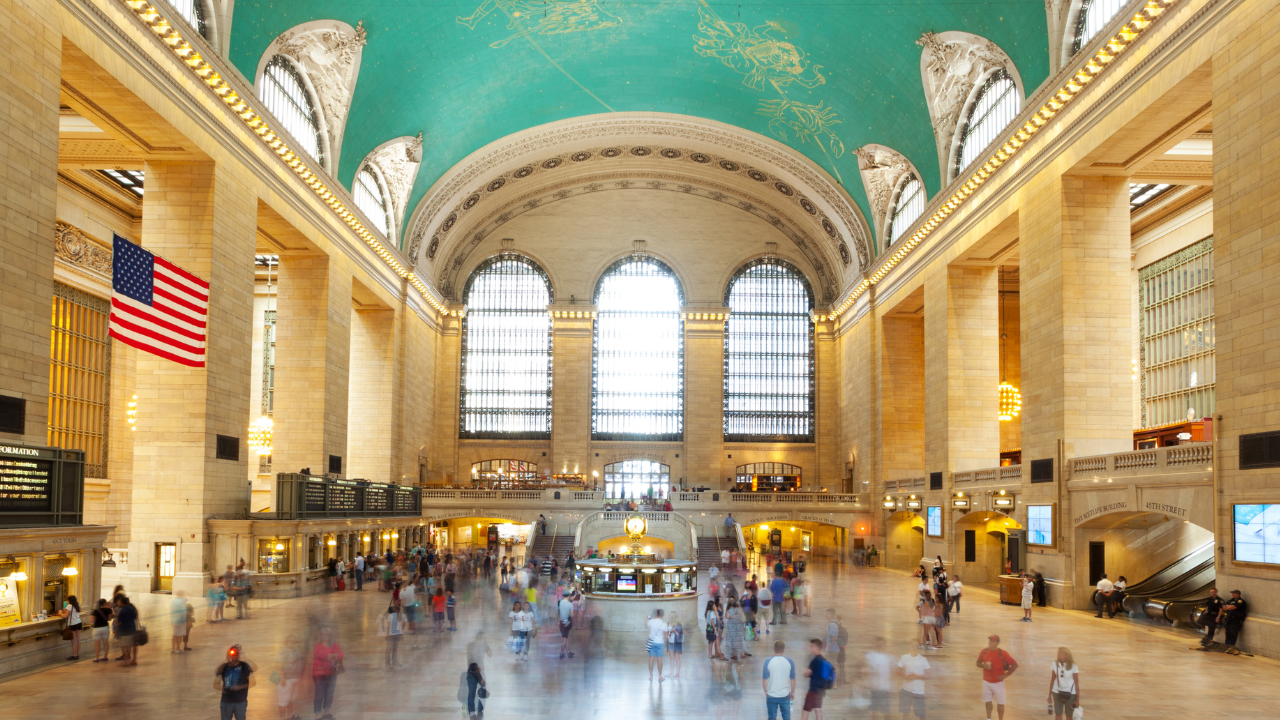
[854,145,915,242]
[403,115,872,277]
[261,20,367,175]
[362,135,422,240]
[433,169,839,303]
[916,31,1021,184]
[54,221,113,280]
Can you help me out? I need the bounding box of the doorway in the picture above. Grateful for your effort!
[1088,541,1105,586]
[154,542,176,593]
[964,530,976,563]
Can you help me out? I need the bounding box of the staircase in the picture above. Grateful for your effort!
[697,535,739,575]
[530,534,576,565]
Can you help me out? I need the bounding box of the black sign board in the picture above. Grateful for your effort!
[0,443,83,527]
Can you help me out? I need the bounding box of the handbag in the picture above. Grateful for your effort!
[62,626,74,641]
[134,623,149,646]
[477,687,490,699]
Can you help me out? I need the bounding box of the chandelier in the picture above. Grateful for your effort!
[998,382,1022,421]
[997,269,1021,422]
[247,416,274,456]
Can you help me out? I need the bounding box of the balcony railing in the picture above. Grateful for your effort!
[885,476,926,492]
[952,465,1022,486]
[417,487,868,511]
[275,474,422,520]
[1069,443,1212,480]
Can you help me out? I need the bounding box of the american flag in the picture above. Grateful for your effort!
[108,234,210,367]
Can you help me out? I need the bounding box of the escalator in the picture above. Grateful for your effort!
[1091,542,1215,624]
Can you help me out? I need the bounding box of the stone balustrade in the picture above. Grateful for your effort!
[417,487,869,513]
[1069,443,1213,481]
[952,464,1022,486]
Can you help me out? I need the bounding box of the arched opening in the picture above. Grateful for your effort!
[884,510,926,571]
[258,55,326,168]
[886,174,926,244]
[1071,0,1128,56]
[459,254,554,439]
[353,165,391,237]
[602,459,671,501]
[953,69,1020,180]
[953,510,1022,584]
[592,256,684,441]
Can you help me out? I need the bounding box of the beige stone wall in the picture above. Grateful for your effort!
[347,307,395,482]
[685,314,727,485]
[549,311,593,481]
[880,315,924,478]
[0,0,61,445]
[1211,0,1280,656]
[998,291,1021,453]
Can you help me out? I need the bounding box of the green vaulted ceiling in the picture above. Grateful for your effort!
[228,1,1050,252]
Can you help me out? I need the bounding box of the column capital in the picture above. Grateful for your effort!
[682,306,730,337]
[548,304,597,336]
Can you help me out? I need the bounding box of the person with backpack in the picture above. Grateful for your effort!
[801,638,833,720]
[975,634,1018,720]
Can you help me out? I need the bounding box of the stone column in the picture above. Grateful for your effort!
[433,311,463,483]
[880,314,925,479]
[549,307,594,480]
[347,306,395,482]
[924,264,1000,473]
[684,309,728,487]
[273,254,352,479]
[813,317,840,488]
[1019,174,1133,464]
[123,161,258,597]
[1211,7,1280,657]
[0,0,60,444]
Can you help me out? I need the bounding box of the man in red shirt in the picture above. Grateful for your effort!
[974,634,1018,720]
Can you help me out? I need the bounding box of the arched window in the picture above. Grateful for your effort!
[460,255,553,439]
[592,257,684,441]
[724,259,814,442]
[169,0,208,39]
[887,175,926,244]
[603,460,671,500]
[259,55,324,167]
[956,70,1020,178]
[353,166,390,236]
[1073,0,1128,55]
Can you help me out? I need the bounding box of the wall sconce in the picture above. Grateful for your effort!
[127,395,137,431]
[882,496,896,508]
[362,536,371,543]
[62,565,78,576]
[382,533,390,540]
[906,499,922,509]
[327,539,336,546]
[275,542,285,551]
[392,532,399,539]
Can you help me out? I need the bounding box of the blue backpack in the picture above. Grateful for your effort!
[816,658,836,689]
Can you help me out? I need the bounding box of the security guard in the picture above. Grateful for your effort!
[1193,588,1225,650]
[1222,590,1248,655]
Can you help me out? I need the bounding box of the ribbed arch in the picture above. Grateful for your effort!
[459,254,554,439]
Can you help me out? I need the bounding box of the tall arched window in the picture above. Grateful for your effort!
[592,257,684,441]
[259,55,324,167]
[169,0,208,39]
[956,70,1020,178]
[724,259,814,442]
[460,255,553,439]
[353,166,390,236]
[887,175,926,244]
[1073,0,1128,55]
[603,460,671,500]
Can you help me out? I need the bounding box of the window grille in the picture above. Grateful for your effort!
[460,255,553,439]
[168,0,208,39]
[47,283,111,477]
[1139,236,1214,428]
[472,459,540,487]
[259,55,324,166]
[603,459,671,500]
[724,259,814,443]
[354,167,389,236]
[956,70,1020,178]
[592,257,684,441]
[888,175,926,243]
[1073,0,1128,55]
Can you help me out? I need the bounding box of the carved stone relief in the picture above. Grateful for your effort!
[363,134,423,241]
[854,145,914,242]
[916,31,1017,183]
[54,221,113,280]
[270,20,367,174]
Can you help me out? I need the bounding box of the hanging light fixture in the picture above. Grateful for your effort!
[998,269,1022,421]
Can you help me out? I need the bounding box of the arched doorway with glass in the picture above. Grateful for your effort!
[603,459,671,502]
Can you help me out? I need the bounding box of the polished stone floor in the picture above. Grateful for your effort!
[2,558,1276,719]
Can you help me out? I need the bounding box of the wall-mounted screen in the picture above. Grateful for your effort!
[1234,504,1280,564]
[926,506,942,537]
[616,575,637,592]
[1027,505,1053,546]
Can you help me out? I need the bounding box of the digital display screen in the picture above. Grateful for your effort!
[1027,505,1053,546]
[1235,504,1280,564]
[617,576,637,591]
[926,506,942,537]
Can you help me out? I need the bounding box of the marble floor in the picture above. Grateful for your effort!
[2,560,1276,719]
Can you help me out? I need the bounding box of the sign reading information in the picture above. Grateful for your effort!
[0,442,83,526]
[0,449,55,513]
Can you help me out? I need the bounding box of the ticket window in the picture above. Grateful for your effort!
[43,578,65,617]
[257,539,290,574]
[154,543,176,593]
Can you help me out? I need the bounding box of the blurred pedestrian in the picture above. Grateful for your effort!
[312,627,343,719]
[466,662,487,717]
[214,644,254,720]
[380,600,405,669]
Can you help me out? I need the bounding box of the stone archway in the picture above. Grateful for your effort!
[884,510,926,571]
[952,510,1021,583]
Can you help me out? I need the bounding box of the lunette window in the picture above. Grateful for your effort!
[956,70,1020,178]
[353,167,389,236]
[259,56,324,167]
[459,255,553,439]
[888,175,926,243]
[1073,0,1128,55]
[603,459,671,500]
[592,257,684,441]
[168,0,209,39]
[724,259,813,443]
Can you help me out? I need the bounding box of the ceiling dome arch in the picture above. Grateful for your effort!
[406,113,873,303]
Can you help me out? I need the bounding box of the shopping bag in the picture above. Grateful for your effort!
[1072,707,1083,720]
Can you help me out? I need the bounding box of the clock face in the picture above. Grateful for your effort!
[625,517,645,537]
